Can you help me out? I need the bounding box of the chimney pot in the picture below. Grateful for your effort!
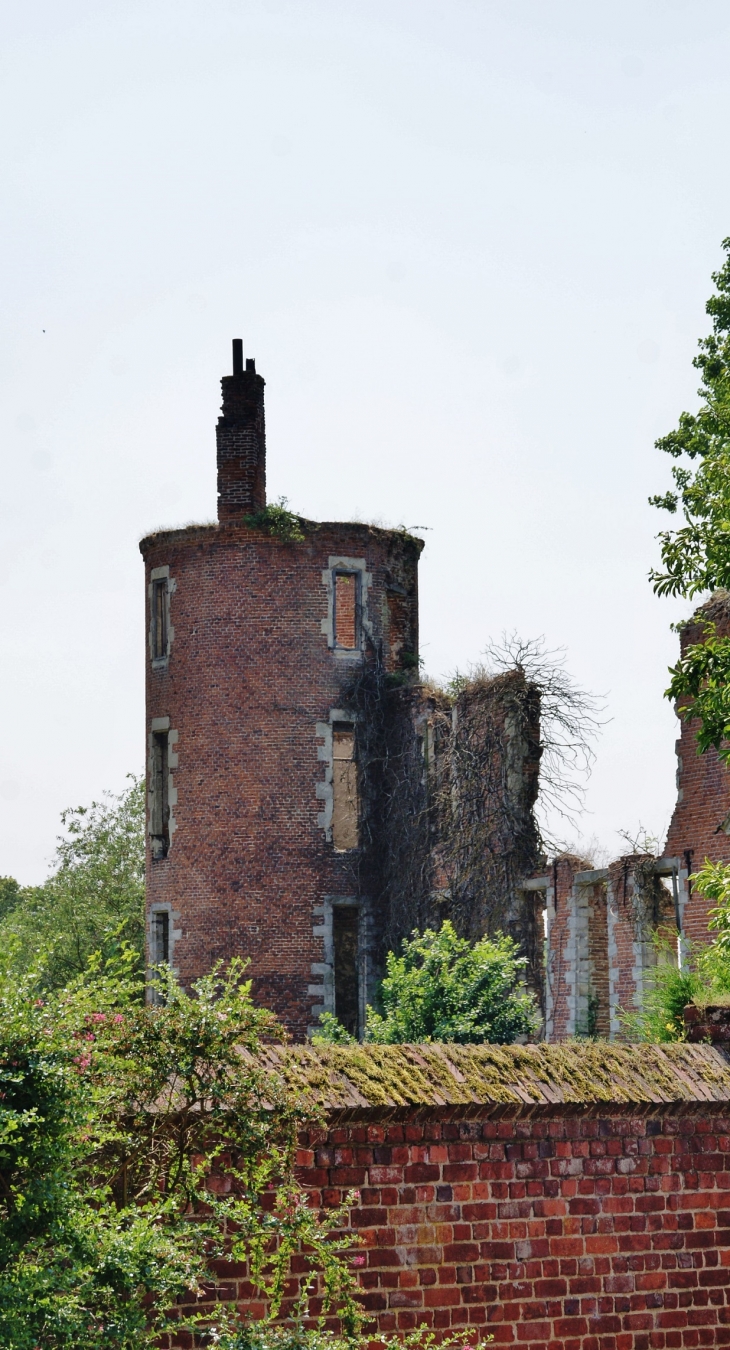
[217,347,266,521]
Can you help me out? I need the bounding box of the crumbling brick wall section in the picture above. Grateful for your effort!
[442,672,543,940]
[543,856,601,1040]
[607,856,676,1038]
[544,855,676,1041]
[665,591,730,947]
[438,672,544,1005]
[342,666,545,1006]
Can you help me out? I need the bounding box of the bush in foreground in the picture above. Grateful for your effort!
[0,953,361,1349]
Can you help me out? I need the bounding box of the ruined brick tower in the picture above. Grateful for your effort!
[140,343,424,1039]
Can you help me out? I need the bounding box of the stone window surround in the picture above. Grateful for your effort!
[148,565,176,670]
[321,556,373,659]
[146,901,182,1003]
[519,876,555,1040]
[315,708,358,844]
[309,895,370,1039]
[148,716,179,854]
[607,856,688,1037]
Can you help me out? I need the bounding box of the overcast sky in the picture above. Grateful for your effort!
[2,0,729,882]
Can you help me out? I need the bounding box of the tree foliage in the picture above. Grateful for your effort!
[0,954,362,1349]
[650,238,730,760]
[0,778,145,989]
[665,623,730,761]
[365,922,539,1044]
[650,237,730,600]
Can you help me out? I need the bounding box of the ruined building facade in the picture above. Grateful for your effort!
[140,348,544,1040]
[141,347,730,1042]
[537,592,730,1040]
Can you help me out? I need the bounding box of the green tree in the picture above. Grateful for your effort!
[361,921,539,1045]
[0,878,22,923]
[0,778,145,989]
[651,237,730,759]
[639,236,730,1039]
[0,953,362,1349]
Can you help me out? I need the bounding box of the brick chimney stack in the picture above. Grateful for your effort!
[216,340,266,521]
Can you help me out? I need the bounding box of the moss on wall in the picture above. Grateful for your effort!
[261,1040,730,1113]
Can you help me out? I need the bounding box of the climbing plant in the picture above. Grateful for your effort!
[334,636,599,1018]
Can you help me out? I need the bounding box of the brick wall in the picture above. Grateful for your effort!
[535,592,730,1041]
[587,882,610,1039]
[157,1038,730,1350]
[664,593,730,947]
[292,1105,730,1348]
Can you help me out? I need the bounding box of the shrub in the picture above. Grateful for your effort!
[317,922,539,1046]
[0,954,361,1348]
[243,498,305,543]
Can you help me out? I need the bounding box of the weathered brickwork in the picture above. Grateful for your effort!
[665,593,730,947]
[164,1042,730,1350]
[141,347,547,1039]
[141,345,730,1045]
[540,594,730,1040]
[528,590,730,1040]
[543,856,678,1042]
[140,516,421,1039]
[537,860,611,1041]
[293,1106,730,1348]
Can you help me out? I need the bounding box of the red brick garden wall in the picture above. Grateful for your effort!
[294,1106,730,1349]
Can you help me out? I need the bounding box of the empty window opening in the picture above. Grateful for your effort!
[150,732,170,859]
[151,909,170,966]
[332,722,359,850]
[152,578,168,661]
[333,906,360,1037]
[334,573,358,649]
[386,590,409,668]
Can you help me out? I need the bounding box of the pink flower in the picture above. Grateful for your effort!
[91,1013,106,1023]
[113,1014,124,1024]
[34,999,45,1007]
[352,1255,366,1266]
